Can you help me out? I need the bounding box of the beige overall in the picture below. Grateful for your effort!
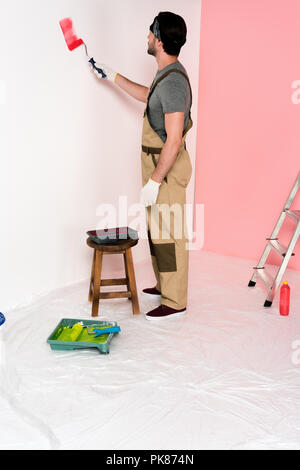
[141,69,193,310]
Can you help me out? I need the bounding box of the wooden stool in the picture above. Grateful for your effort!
[87,237,140,317]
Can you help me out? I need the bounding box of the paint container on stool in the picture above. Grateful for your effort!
[280,281,290,316]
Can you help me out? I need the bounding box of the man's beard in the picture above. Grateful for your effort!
[147,40,156,56]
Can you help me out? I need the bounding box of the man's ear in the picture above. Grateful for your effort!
[157,39,164,50]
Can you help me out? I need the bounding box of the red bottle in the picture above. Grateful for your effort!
[280,281,290,316]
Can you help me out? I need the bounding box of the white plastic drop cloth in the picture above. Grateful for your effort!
[1,250,300,450]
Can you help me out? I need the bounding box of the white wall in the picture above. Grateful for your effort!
[0,0,201,310]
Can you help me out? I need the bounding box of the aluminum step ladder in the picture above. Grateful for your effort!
[248,171,300,307]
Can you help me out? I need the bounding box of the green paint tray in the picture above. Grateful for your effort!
[47,318,119,354]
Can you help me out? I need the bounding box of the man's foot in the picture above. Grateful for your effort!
[145,304,186,321]
[142,287,161,297]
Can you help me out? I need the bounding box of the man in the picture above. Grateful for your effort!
[89,11,193,320]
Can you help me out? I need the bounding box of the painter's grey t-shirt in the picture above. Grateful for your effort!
[147,61,192,143]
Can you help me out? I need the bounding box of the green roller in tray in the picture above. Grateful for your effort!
[47,318,120,354]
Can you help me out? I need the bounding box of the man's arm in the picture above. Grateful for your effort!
[89,60,149,103]
[115,74,149,103]
[151,112,184,183]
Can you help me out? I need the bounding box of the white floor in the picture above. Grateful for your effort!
[1,250,300,450]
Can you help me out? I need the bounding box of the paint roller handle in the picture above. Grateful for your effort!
[88,59,118,83]
[89,58,107,79]
[93,326,121,337]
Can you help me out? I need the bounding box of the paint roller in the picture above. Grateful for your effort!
[58,322,83,342]
[59,17,107,78]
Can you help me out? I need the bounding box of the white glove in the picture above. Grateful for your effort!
[140,178,161,207]
[89,58,118,82]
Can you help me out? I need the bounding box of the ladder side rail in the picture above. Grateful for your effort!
[283,171,300,211]
[268,212,287,240]
[269,171,300,239]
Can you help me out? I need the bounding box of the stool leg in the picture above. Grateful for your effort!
[92,250,103,317]
[88,249,96,302]
[123,253,130,293]
[124,248,140,315]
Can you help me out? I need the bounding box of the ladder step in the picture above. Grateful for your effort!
[267,239,295,257]
[254,268,274,290]
[284,209,300,223]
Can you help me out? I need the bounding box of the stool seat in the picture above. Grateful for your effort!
[86,237,140,317]
[87,237,138,252]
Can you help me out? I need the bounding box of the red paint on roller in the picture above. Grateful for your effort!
[59,17,84,51]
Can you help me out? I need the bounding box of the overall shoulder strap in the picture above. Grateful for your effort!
[147,69,193,108]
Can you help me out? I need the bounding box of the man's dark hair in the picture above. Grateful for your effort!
[151,11,187,56]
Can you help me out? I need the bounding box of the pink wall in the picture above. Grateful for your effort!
[195,0,300,271]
